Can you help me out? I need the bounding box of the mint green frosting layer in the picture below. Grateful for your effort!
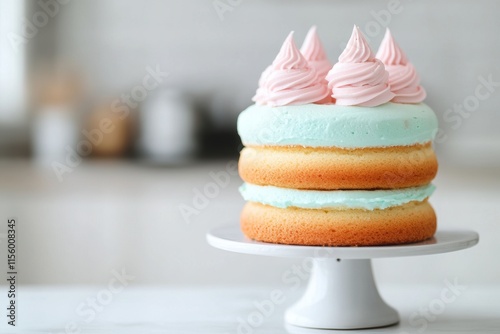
[239,183,435,210]
[237,103,438,148]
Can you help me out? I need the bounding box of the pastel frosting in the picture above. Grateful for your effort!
[252,32,329,107]
[240,183,435,210]
[300,26,332,81]
[326,26,394,107]
[237,102,438,148]
[376,28,426,103]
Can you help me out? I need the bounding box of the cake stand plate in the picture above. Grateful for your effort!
[207,226,478,330]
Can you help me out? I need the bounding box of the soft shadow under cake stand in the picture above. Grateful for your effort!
[207,226,478,330]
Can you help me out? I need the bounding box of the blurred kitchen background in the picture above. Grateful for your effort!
[0,0,499,288]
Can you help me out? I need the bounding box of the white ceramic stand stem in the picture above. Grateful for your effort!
[207,227,478,330]
[286,258,398,329]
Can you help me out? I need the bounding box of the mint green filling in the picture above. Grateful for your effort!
[239,183,435,210]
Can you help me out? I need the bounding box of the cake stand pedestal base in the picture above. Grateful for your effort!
[285,258,398,329]
[207,226,478,330]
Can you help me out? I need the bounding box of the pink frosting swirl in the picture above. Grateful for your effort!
[300,26,332,80]
[326,26,394,107]
[252,32,330,107]
[376,28,426,103]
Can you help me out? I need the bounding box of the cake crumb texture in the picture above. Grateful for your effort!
[241,201,436,246]
[239,143,437,190]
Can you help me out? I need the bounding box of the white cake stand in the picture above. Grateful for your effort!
[207,226,479,330]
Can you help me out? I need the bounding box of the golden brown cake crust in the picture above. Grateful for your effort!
[241,201,436,246]
[239,143,438,190]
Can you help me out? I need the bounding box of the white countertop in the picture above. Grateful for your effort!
[2,285,499,333]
